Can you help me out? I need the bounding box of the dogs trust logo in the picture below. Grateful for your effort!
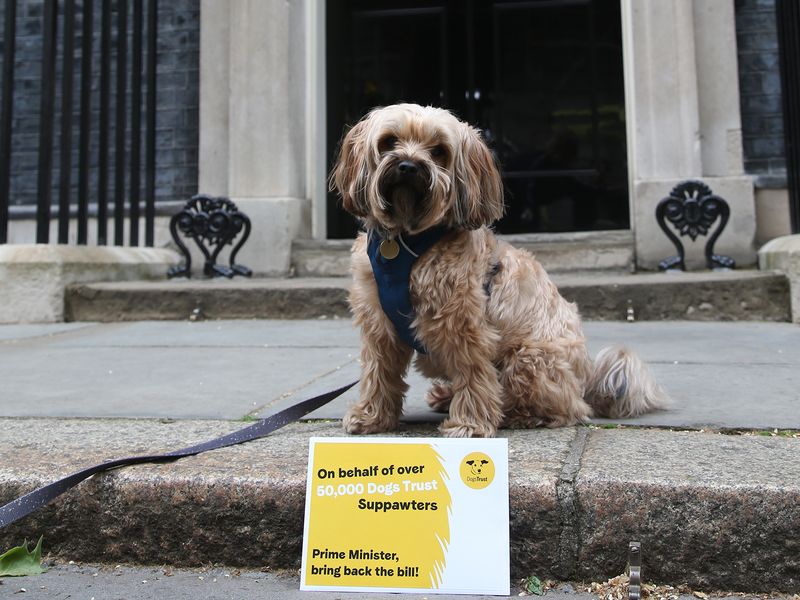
[459,453,495,490]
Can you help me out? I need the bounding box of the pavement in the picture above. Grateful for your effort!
[5,563,799,600]
[0,319,799,594]
[0,563,584,600]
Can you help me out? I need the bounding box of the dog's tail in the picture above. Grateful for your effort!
[585,345,671,418]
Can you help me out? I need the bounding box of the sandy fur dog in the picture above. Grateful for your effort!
[331,103,669,438]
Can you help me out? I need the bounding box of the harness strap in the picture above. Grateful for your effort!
[369,229,504,353]
[367,227,449,354]
[0,380,358,530]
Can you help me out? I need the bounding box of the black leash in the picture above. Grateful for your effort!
[0,380,358,529]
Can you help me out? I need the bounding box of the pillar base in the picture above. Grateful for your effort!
[0,244,179,323]
[632,176,756,271]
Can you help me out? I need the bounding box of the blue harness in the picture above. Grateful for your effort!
[367,227,450,354]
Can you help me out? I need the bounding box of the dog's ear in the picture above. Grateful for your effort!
[481,460,489,465]
[452,124,504,229]
[466,460,474,466]
[329,117,371,218]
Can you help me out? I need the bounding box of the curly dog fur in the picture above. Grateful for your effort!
[331,103,669,438]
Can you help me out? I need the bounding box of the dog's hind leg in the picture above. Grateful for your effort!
[499,340,593,428]
[417,312,504,438]
[425,382,453,413]
[415,354,453,413]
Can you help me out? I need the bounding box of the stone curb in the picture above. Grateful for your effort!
[63,271,791,322]
[1,420,797,592]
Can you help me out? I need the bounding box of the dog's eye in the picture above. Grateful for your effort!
[430,144,447,159]
[379,135,398,153]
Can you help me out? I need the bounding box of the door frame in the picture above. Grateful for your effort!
[306,0,328,240]
[308,0,636,241]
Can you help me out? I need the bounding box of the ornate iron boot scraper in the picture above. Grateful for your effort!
[655,180,735,271]
[168,194,252,278]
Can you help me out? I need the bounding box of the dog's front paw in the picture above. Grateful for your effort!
[343,405,399,435]
[439,418,497,438]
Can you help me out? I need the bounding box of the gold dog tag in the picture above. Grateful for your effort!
[379,239,400,260]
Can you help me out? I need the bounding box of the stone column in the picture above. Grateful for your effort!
[623,0,756,270]
[199,0,311,276]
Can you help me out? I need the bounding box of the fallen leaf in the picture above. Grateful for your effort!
[524,575,545,596]
[0,538,46,577]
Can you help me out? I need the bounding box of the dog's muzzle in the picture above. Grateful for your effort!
[380,159,429,207]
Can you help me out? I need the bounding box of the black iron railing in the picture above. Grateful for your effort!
[776,0,800,234]
[0,0,158,246]
[0,0,16,242]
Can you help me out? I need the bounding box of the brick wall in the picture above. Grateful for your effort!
[151,0,199,204]
[0,0,199,209]
[735,0,787,177]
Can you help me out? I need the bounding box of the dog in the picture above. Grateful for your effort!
[331,103,669,438]
[466,459,489,477]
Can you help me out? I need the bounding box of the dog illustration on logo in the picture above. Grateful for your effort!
[460,453,495,489]
[466,459,489,477]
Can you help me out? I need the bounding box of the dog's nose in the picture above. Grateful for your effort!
[397,160,419,175]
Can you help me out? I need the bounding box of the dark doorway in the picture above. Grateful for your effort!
[326,0,629,238]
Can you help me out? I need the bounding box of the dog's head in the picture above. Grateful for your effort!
[330,103,504,235]
[466,459,489,476]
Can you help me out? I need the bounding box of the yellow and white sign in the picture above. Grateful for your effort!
[300,437,509,595]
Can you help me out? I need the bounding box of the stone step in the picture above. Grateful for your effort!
[64,270,790,322]
[291,230,635,277]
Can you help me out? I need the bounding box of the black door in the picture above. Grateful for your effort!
[326,0,629,238]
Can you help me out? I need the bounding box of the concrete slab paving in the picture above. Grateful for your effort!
[582,321,800,364]
[0,346,357,419]
[1,320,799,428]
[279,321,800,429]
[40,318,360,349]
[0,322,93,342]
[0,320,359,419]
